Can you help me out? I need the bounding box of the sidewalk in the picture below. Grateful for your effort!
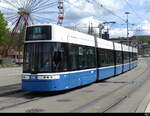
[145,102,150,112]
[145,94,150,113]
[136,92,150,113]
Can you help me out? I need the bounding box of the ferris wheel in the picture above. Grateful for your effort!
[0,0,64,35]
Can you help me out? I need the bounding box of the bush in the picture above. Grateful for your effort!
[0,59,3,65]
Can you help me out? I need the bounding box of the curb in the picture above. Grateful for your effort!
[145,102,150,112]
[136,92,150,113]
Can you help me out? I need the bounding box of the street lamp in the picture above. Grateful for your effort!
[99,21,116,39]
[125,12,130,45]
[103,21,116,33]
[98,24,104,38]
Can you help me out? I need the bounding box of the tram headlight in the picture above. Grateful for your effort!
[22,75,30,80]
[38,76,45,80]
[51,75,60,79]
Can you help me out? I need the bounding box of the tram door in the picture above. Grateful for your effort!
[94,36,99,81]
[113,42,116,76]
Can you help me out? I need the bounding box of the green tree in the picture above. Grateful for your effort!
[0,11,10,57]
[0,11,9,43]
[135,36,150,43]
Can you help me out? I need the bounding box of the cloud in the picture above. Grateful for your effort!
[140,0,150,8]
[64,0,125,21]
[1,0,150,37]
[134,20,150,36]
[0,1,16,10]
[68,16,134,38]
[110,20,150,37]
[109,28,131,38]
[100,0,125,10]
[74,16,101,33]
[64,0,96,21]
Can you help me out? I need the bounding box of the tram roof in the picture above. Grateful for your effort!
[52,24,96,47]
[27,24,138,52]
[114,42,122,51]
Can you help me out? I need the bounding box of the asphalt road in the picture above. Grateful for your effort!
[0,67,22,87]
[0,58,149,113]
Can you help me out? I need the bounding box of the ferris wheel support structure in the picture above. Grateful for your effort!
[0,0,60,57]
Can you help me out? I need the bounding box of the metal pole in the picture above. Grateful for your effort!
[127,14,129,45]
[98,24,104,38]
[125,12,130,46]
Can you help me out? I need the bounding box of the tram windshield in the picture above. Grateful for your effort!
[26,26,52,41]
[23,43,68,74]
[23,42,96,74]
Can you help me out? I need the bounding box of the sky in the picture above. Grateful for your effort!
[0,0,150,38]
[63,0,150,38]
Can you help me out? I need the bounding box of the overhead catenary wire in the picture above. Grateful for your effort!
[123,0,145,22]
[64,0,125,25]
[64,0,135,37]
[59,0,150,37]
[122,0,150,35]
[90,0,127,23]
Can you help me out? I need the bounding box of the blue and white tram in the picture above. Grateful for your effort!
[22,24,138,92]
[132,48,138,68]
[114,42,123,75]
[122,44,130,72]
[96,38,115,80]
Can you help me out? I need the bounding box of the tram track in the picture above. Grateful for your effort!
[0,89,73,111]
[0,84,21,96]
[0,92,40,110]
[0,86,68,111]
[101,59,150,112]
[0,83,39,110]
[102,71,150,113]
[70,59,150,112]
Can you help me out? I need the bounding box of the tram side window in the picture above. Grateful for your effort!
[136,53,138,60]
[116,51,123,65]
[98,49,114,67]
[87,47,96,68]
[68,44,78,71]
[68,44,96,71]
[106,50,114,66]
[23,44,39,73]
[132,52,134,61]
[23,44,30,73]
[78,46,94,70]
[123,52,127,64]
[78,46,86,69]
[123,52,129,64]
[133,53,138,61]
[98,48,104,67]
[109,50,114,66]
[130,52,133,62]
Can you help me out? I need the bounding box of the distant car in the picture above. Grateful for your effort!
[143,54,150,57]
[138,55,142,58]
